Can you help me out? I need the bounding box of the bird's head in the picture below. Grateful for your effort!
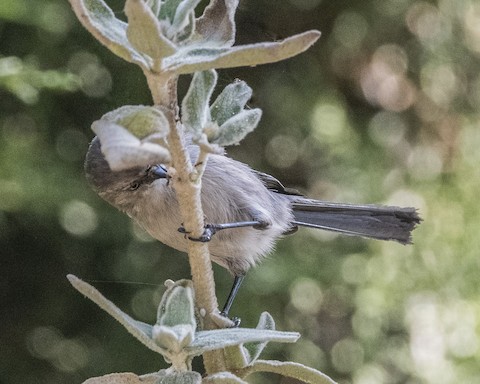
[84,137,169,213]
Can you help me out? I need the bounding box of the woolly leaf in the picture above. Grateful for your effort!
[92,120,170,171]
[238,360,339,384]
[211,109,261,146]
[176,11,196,42]
[243,312,275,364]
[202,372,248,384]
[102,105,169,139]
[181,70,218,138]
[156,280,196,328]
[92,105,171,170]
[158,0,183,23]
[156,371,202,384]
[223,345,249,370]
[68,0,148,69]
[125,0,176,65]
[146,0,161,17]
[152,324,195,352]
[162,30,321,74]
[172,0,201,32]
[67,275,165,354]
[196,0,238,47]
[186,328,299,355]
[210,80,252,126]
[83,371,202,384]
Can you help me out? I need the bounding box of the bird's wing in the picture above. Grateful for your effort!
[252,170,304,196]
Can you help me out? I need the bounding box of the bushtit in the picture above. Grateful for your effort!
[85,136,420,316]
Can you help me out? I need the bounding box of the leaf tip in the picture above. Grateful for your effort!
[66,274,79,285]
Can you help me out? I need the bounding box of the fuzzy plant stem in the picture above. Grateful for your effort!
[145,71,226,373]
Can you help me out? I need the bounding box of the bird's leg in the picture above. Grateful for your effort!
[178,218,270,242]
[220,274,245,327]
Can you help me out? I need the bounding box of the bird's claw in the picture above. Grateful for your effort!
[252,219,270,230]
[220,311,241,327]
[178,224,219,242]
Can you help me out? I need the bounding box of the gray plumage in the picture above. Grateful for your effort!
[85,137,421,276]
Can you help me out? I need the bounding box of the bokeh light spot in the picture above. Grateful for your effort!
[131,221,155,242]
[310,102,347,143]
[368,111,407,148]
[353,363,388,384]
[38,2,72,34]
[331,338,364,373]
[289,277,323,315]
[333,11,369,50]
[406,293,455,383]
[0,180,25,211]
[420,63,460,107]
[68,51,112,98]
[27,326,62,360]
[60,200,98,237]
[406,2,452,46]
[361,45,416,111]
[26,326,89,373]
[464,2,480,53]
[52,339,89,372]
[265,134,299,168]
[407,145,443,181]
[289,339,326,370]
[131,288,156,322]
[341,253,368,284]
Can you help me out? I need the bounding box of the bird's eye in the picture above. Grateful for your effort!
[129,182,140,191]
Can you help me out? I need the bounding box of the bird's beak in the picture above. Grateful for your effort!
[149,165,169,179]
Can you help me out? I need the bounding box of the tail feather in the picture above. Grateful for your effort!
[291,199,421,244]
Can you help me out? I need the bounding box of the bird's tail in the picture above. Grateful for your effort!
[291,199,421,244]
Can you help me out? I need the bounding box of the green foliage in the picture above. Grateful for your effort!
[0,56,80,104]
[181,70,218,139]
[69,276,331,383]
[69,0,320,74]
[181,70,261,146]
[92,106,170,171]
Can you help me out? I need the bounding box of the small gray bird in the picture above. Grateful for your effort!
[85,137,420,316]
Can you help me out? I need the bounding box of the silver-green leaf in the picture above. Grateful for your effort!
[210,80,252,126]
[152,324,195,352]
[243,312,275,364]
[187,327,299,355]
[202,372,248,384]
[158,0,184,23]
[162,30,321,74]
[211,109,262,146]
[93,105,171,171]
[68,0,148,69]
[237,360,339,384]
[67,275,165,354]
[102,105,170,139]
[125,0,176,65]
[156,371,202,384]
[196,0,238,47]
[156,280,196,329]
[181,70,218,138]
[172,0,202,33]
[146,0,162,17]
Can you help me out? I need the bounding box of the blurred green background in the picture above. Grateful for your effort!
[1,0,480,383]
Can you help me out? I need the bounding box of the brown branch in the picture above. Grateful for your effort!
[145,71,226,374]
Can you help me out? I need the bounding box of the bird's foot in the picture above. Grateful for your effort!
[220,312,241,327]
[178,220,268,242]
[178,223,220,242]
